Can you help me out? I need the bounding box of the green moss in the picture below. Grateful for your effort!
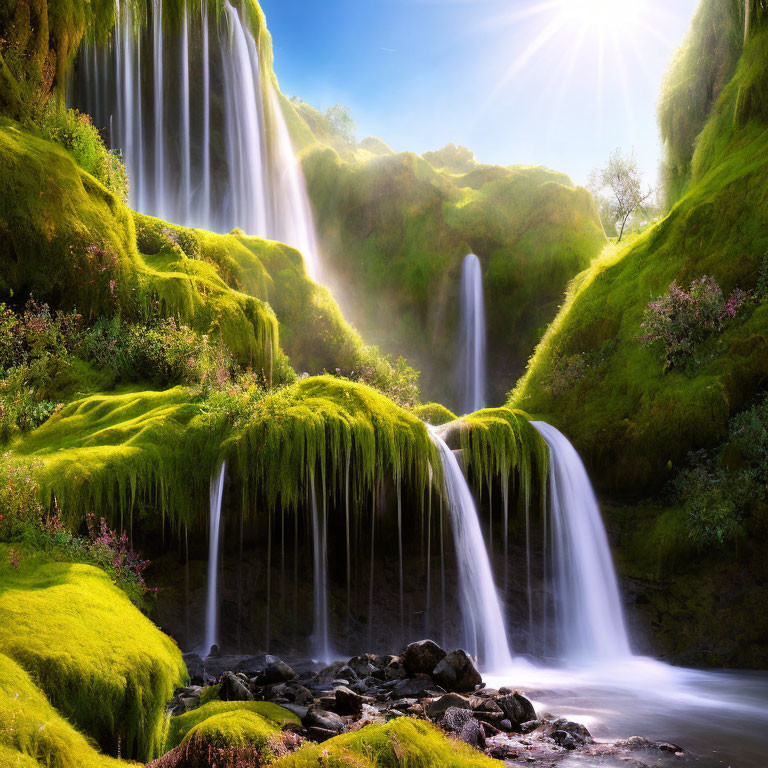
[11,387,226,531]
[229,375,436,511]
[510,11,768,488]
[459,408,549,512]
[0,653,123,768]
[0,545,187,761]
[165,700,299,751]
[273,717,501,768]
[414,403,457,426]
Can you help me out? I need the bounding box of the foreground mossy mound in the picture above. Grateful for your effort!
[0,545,187,761]
[0,654,123,768]
[299,135,606,407]
[512,19,768,495]
[273,717,501,768]
[165,701,300,752]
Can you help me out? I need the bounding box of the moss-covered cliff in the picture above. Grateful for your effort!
[296,133,606,410]
[511,0,768,667]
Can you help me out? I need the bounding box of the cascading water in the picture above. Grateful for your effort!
[532,422,631,662]
[309,475,332,663]
[74,0,319,279]
[201,461,226,656]
[459,253,487,415]
[430,429,513,671]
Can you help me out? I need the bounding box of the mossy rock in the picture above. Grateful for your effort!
[414,402,457,426]
[0,653,123,768]
[165,701,300,752]
[273,717,502,768]
[0,545,187,761]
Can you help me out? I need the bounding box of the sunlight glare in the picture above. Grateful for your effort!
[557,0,646,36]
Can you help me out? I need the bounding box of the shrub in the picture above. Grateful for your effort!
[640,276,746,370]
[671,394,768,548]
[37,106,129,200]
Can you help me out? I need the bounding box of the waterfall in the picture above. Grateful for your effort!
[532,422,631,662]
[309,475,332,663]
[74,0,320,278]
[201,461,226,656]
[430,429,513,671]
[459,254,487,414]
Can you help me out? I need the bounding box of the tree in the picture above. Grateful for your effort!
[325,104,357,144]
[589,149,654,242]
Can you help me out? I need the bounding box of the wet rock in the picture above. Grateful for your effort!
[313,662,357,687]
[553,730,579,750]
[402,639,447,675]
[333,685,365,716]
[279,703,309,720]
[266,681,314,706]
[425,692,470,720]
[348,654,379,680]
[549,717,591,745]
[182,653,212,686]
[497,692,537,730]
[304,707,346,736]
[383,656,407,681]
[219,671,254,702]
[440,707,485,750]
[619,736,684,754]
[432,650,482,692]
[390,674,434,698]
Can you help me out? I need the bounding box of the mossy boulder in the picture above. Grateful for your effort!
[0,653,123,768]
[272,717,502,768]
[0,545,187,761]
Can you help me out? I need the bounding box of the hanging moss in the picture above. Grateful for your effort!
[414,402,457,426]
[11,387,226,531]
[0,545,188,762]
[229,375,437,512]
[457,408,549,510]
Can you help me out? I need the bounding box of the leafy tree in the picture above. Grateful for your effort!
[589,148,654,241]
[325,104,357,144]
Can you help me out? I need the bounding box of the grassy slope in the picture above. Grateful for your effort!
[0,545,187,761]
[297,131,606,409]
[510,8,768,666]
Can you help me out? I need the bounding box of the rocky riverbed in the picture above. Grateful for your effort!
[174,640,686,767]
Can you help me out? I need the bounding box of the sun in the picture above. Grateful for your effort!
[556,0,646,36]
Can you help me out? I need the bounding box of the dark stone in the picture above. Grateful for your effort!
[553,730,579,750]
[440,707,485,750]
[497,692,537,730]
[383,657,407,681]
[391,674,434,698]
[402,639,447,675]
[219,671,254,702]
[236,654,296,685]
[333,685,365,716]
[182,653,211,686]
[304,707,346,735]
[280,703,309,720]
[432,650,482,692]
[425,693,470,721]
[348,654,378,680]
[312,662,348,687]
[499,719,513,732]
[550,717,591,744]
[266,681,314,706]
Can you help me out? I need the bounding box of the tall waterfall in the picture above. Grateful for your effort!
[201,461,226,656]
[459,254,487,414]
[430,429,513,671]
[532,422,631,662]
[74,0,320,279]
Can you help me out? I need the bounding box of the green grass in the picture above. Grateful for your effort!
[273,717,502,768]
[165,701,300,751]
[0,545,187,761]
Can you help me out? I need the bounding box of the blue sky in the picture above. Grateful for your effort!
[260,0,701,187]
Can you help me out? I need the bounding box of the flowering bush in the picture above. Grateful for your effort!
[640,276,746,370]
